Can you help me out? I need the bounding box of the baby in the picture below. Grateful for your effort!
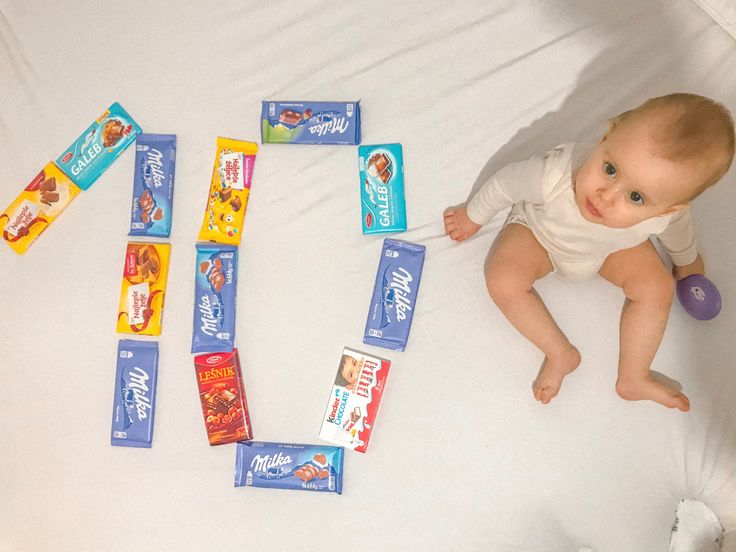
[335,354,363,391]
[444,93,734,411]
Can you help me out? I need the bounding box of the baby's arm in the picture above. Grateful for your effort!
[657,208,704,279]
[444,154,548,242]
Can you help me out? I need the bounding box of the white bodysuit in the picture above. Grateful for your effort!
[466,143,698,281]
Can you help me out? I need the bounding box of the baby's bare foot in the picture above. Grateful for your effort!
[615,375,690,411]
[532,345,581,404]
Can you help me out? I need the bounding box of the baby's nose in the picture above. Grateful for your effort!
[598,186,619,205]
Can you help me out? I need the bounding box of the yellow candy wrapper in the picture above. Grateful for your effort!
[116,242,171,336]
[197,137,258,245]
[1,163,82,254]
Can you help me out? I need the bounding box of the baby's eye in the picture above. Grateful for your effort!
[629,191,644,205]
[603,162,617,177]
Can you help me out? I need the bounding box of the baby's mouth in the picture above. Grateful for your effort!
[585,198,603,219]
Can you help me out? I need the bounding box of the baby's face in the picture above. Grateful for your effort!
[574,117,702,228]
[341,356,362,386]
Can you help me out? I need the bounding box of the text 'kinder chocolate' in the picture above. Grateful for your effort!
[1,162,81,254]
[116,242,171,336]
[319,347,391,453]
[194,349,252,446]
[197,137,257,246]
[234,441,344,494]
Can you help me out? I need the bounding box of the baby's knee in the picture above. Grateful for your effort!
[485,266,528,304]
[625,270,675,305]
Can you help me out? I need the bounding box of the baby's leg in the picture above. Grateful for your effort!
[485,223,581,404]
[599,240,690,411]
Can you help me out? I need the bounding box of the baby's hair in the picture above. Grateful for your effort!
[613,93,735,200]
[334,355,356,387]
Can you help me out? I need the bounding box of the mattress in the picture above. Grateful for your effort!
[1,1,735,550]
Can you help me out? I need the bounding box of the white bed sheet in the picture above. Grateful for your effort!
[1,1,735,551]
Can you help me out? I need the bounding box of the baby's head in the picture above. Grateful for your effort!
[335,354,362,390]
[575,93,734,228]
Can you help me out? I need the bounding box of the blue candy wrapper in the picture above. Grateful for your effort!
[364,238,426,351]
[191,244,238,353]
[359,143,406,234]
[235,441,344,494]
[261,101,361,145]
[129,134,177,237]
[56,102,142,190]
[111,339,158,448]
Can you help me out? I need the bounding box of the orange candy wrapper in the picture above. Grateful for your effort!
[116,242,171,336]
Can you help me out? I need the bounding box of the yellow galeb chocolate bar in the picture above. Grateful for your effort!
[116,242,171,336]
[1,163,81,254]
[197,137,258,245]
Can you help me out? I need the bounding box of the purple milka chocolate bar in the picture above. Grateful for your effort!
[111,339,158,448]
[363,238,425,351]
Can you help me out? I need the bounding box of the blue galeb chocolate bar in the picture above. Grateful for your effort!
[235,441,344,494]
[364,238,425,351]
[111,339,158,448]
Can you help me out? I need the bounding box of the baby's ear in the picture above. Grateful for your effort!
[659,204,688,217]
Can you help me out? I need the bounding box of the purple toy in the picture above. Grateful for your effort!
[676,274,722,321]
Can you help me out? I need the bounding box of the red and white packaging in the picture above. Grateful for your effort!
[194,349,252,446]
[318,347,391,453]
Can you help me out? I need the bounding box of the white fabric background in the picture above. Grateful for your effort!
[1,1,735,551]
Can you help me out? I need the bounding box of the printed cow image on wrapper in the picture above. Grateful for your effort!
[364,238,426,351]
[319,347,391,453]
[194,349,252,446]
[359,144,406,234]
[191,244,238,354]
[56,102,141,190]
[261,101,361,145]
[116,242,171,336]
[129,134,177,238]
[111,339,158,448]
[198,137,257,246]
[1,163,81,254]
[235,441,344,494]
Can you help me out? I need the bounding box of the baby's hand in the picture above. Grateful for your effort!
[673,253,705,280]
[443,204,481,242]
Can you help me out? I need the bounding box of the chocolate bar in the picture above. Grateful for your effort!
[234,441,344,494]
[359,144,407,234]
[111,339,158,448]
[363,238,425,351]
[56,102,141,190]
[261,101,361,145]
[128,134,177,238]
[191,244,238,354]
[319,347,391,453]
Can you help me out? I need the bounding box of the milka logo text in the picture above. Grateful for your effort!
[145,149,165,188]
[250,452,292,472]
[389,267,413,321]
[307,117,349,137]
[198,295,219,335]
[127,367,151,421]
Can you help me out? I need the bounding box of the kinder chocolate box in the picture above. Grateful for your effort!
[194,349,253,446]
[191,244,238,354]
[111,339,158,448]
[364,238,426,351]
[56,102,141,190]
[129,134,177,238]
[261,101,361,145]
[198,137,257,245]
[235,441,344,494]
[116,242,171,336]
[359,143,406,234]
[1,162,81,254]
[319,347,391,453]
